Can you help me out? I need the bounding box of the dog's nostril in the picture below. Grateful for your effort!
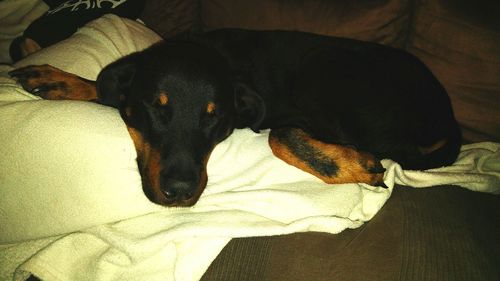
[182,191,194,200]
[161,188,177,200]
[161,179,196,201]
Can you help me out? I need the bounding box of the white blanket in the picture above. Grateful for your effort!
[0,15,499,281]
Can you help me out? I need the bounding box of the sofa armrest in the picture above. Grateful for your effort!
[408,0,500,142]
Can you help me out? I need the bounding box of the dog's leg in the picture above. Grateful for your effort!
[9,64,97,101]
[269,127,386,187]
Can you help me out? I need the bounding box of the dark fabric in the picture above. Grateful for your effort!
[42,0,66,7]
[202,235,274,281]
[200,0,413,47]
[396,186,499,281]
[201,185,500,281]
[24,0,144,48]
[139,0,201,39]
[407,0,500,143]
[437,0,500,31]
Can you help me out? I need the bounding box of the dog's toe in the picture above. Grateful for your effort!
[368,162,386,174]
[9,69,36,79]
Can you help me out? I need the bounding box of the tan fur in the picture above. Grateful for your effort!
[269,128,384,185]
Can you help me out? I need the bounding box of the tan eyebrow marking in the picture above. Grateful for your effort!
[207,102,216,114]
[158,92,169,106]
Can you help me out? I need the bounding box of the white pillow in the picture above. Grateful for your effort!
[0,15,165,243]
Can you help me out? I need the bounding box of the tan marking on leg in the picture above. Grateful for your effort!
[269,128,384,186]
[11,64,97,101]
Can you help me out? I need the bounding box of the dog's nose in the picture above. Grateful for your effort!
[161,179,196,202]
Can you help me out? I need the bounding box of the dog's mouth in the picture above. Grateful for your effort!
[139,163,208,207]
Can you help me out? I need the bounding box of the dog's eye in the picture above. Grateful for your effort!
[141,100,172,129]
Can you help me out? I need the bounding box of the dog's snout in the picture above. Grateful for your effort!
[161,178,197,202]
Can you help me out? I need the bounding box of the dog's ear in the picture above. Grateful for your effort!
[234,82,266,132]
[96,55,137,108]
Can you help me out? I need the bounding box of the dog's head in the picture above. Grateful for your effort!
[96,42,265,206]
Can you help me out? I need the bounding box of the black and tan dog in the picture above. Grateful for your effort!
[9,29,461,206]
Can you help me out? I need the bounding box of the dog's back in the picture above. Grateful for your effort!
[178,29,461,169]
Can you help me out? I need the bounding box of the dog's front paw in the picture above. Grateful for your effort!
[356,151,387,188]
[9,64,96,101]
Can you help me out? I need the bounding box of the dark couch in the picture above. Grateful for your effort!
[137,1,500,280]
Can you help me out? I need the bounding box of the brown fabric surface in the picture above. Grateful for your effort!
[396,186,499,281]
[408,1,500,142]
[139,0,200,39]
[202,186,500,281]
[202,235,274,281]
[200,0,413,47]
[428,0,500,31]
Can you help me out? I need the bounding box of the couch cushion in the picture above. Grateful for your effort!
[408,1,500,142]
[201,0,412,47]
[139,0,200,38]
[201,185,500,281]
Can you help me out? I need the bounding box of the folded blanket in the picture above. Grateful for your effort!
[0,15,498,281]
[385,142,500,194]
